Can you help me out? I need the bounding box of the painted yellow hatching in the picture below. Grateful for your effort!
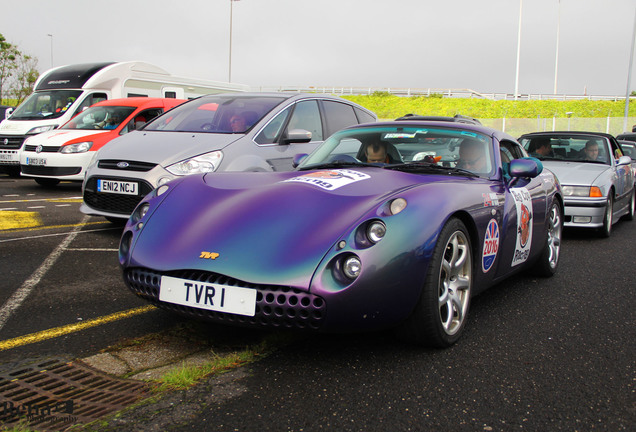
[0,211,42,231]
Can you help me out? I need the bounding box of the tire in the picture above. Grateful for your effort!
[397,218,473,347]
[105,216,126,225]
[599,194,613,238]
[532,201,563,277]
[34,178,60,187]
[623,189,635,221]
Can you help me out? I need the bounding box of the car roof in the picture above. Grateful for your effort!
[92,97,186,108]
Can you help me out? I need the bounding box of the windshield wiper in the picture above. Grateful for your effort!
[384,161,479,177]
[298,160,376,171]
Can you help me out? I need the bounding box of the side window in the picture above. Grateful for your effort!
[72,92,107,117]
[121,108,163,135]
[322,101,358,136]
[354,107,376,124]
[500,140,525,160]
[286,100,323,142]
[255,106,292,145]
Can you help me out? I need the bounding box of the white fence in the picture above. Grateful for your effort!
[255,86,635,102]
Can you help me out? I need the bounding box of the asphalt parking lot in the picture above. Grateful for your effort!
[1,174,635,431]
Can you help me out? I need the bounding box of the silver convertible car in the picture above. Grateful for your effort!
[519,131,634,237]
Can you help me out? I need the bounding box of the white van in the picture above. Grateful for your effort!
[0,61,248,174]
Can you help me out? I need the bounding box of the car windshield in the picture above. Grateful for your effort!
[61,106,136,130]
[9,90,83,120]
[143,95,286,134]
[520,134,612,165]
[298,125,495,177]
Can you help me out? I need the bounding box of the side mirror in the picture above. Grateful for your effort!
[617,155,631,166]
[509,158,542,179]
[283,129,312,145]
[292,153,309,168]
[5,107,13,118]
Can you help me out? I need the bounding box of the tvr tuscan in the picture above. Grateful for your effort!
[119,121,563,347]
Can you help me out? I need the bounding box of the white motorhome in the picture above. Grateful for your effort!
[0,61,248,173]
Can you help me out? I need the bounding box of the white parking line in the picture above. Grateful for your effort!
[0,227,119,243]
[27,206,46,209]
[66,248,119,252]
[0,215,90,331]
[0,208,19,211]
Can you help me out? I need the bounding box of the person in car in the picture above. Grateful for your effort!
[457,139,487,172]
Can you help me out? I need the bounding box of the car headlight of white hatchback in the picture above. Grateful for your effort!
[166,151,223,176]
[60,141,93,153]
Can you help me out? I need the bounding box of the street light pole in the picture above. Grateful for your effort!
[623,6,636,133]
[553,0,561,95]
[514,0,523,100]
[229,0,240,83]
[47,34,53,68]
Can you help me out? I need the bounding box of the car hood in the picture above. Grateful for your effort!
[96,131,242,166]
[26,129,109,146]
[129,168,457,288]
[541,161,607,185]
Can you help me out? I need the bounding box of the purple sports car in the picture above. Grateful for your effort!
[119,121,563,347]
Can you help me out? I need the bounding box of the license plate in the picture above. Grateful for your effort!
[26,157,47,166]
[159,275,257,316]
[0,152,19,162]
[97,179,138,195]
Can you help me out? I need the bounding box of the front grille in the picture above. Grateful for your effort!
[24,145,61,152]
[98,159,157,172]
[124,268,326,330]
[0,135,25,150]
[20,165,81,176]
[83,176,154,215]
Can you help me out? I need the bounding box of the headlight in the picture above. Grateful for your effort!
[60,141,92,153]
[131,202,150,224]
[367,221,386,243]
[390,198,407,215]
[166,151,223,176]
[342,255,362,279]
[26,125,57,135]
[562,185,603,197]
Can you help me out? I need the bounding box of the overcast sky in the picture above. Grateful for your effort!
[1,0,635,96]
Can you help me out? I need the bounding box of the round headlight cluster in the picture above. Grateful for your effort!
[131,202,150,224]
[367,221,387,243]
[390,198,407,215]
[342,255,362,279]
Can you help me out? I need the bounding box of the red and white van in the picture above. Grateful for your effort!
[20,97,185,186]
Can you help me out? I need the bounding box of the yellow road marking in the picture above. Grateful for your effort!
[0,211,42,230]
[1,219,109,232]
[0,305,156,351]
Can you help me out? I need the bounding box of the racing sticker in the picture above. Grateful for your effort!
[511,187,533,267]
[482,219,499,272]
[283,169,370,190]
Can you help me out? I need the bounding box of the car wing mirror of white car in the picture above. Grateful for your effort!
[617,155,632,166]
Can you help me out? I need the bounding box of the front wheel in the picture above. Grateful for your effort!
[397,218,472,347]
[599,195,613,238]
[532,201,563,277]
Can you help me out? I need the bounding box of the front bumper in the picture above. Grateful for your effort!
[563,197,607,228]
[20,151,95,181]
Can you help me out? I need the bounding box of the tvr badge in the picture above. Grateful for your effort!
[199,251,220,260]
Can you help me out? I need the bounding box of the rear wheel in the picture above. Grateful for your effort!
[599,195,613,238]
[34,178,60,187]
[397,218,472,347]
[532,201,562,277]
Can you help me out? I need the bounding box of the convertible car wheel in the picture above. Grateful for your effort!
[397,218,472,347]
[600,195,613,238]
[533,201,562,277]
